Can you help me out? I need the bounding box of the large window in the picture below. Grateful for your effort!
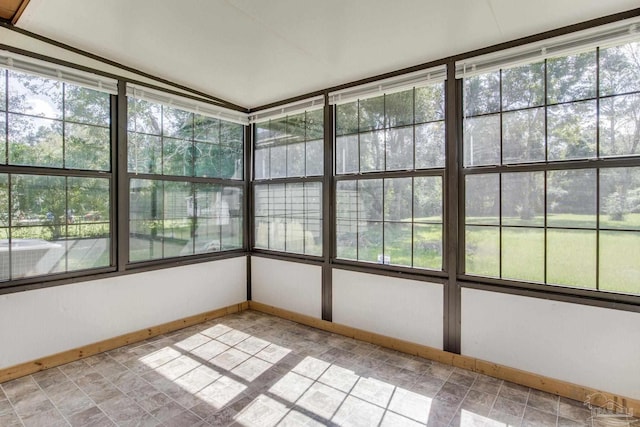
[462,40,640,295]
[334,80,445,270]
[253,108,324,256]
[0,65,113,282]
[128,91,244,262]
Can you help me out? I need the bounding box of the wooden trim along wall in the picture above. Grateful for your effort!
[0,302,248,384]
[1,300,638,414]
[248,301,640,414]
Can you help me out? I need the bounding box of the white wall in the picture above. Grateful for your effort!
[251,257,322,319]
[332,269,443,349]
[0,257,246,369]
[462,288,640,400]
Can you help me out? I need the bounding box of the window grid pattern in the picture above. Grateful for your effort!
[0,67,112,282]
[127,97,244,263]
[463,41,640,295]
[334,84,446,270]
[253,110,324,256]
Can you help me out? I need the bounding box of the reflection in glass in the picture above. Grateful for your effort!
[128,133,161,174]
[270,145,287,179]
[65,85,110,126]
[65,123,110,171]
[336,135,358,174]
[306,140,323,176]
[547,51,596,104]
[8,71,62,119]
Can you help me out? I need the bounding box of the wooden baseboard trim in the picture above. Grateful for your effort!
[248,301,640,414]
[0,301,249,384]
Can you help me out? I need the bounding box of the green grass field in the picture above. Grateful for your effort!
[338,213,640,295]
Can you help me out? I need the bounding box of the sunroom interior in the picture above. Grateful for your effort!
[0,1,639,426]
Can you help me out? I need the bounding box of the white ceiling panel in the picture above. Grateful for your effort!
[15,0,640,109]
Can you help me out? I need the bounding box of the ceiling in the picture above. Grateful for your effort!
[12,0,640,109]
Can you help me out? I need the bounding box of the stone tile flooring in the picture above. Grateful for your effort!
[0,310,636,426]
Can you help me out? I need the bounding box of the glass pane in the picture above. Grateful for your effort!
[194,142,220,178]
[465,174,499,225]
[415,121,445,169]
[128,98,162,135]
[336,219,357,260]
[358,179,383,221]
[194,115,220,143]
[222,186,242,250]
[220,121,243,151]
[335,101,358,136]
[128,132,161,174]
[360,130,385,172]
[414,176,442,222]
[413,223,442,270]
[64,85,110,126]
[306,109,324,140]
[385,127,413,171]
[502,62,544,110]
[8,71,62,118]
[65,123,110,171]
[600,167,640,230]
[66,177,110,270]
[600,41,640,96]
[129,179,163,262]
[254,185,269,249]
[358,221,383,263]
[163,107,192,138]
[286,142,305,177]
[163,138,193,176]
[270,145,286,178]
[465,225,499,277]
[269,184,286,251]
[547,229,596,288]
[415,83,445,123]
[547,169,596,228]
[8,114,63,168]
[547,51,596,104]
[335,135,358,174]
[463,114,500,166]
[385,90,413,128]
[286,113,306,144]
[599,94,640,157]
[163,181,193,258]
[502,227,544,283]
[305,139,323,176]
[255,121,271,145]
[336,180,358,221]
[547,101,596,161]
[10,174,66,279]
[222,145,243,180]
[384,222,411,266]
[0,114,6,165]
[270,117,287,144]
[599,231,640,295]
[285,183,305,254]
[359,96,384,131]
[254,147,269,180]
[384,177,412,221]
[304,182,322,256]
[194,183,222,253]
[502,172,544,226]
[502,108,545,164]
[463,71,500,117]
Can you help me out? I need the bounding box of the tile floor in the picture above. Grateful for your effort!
[0,310,636,427]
